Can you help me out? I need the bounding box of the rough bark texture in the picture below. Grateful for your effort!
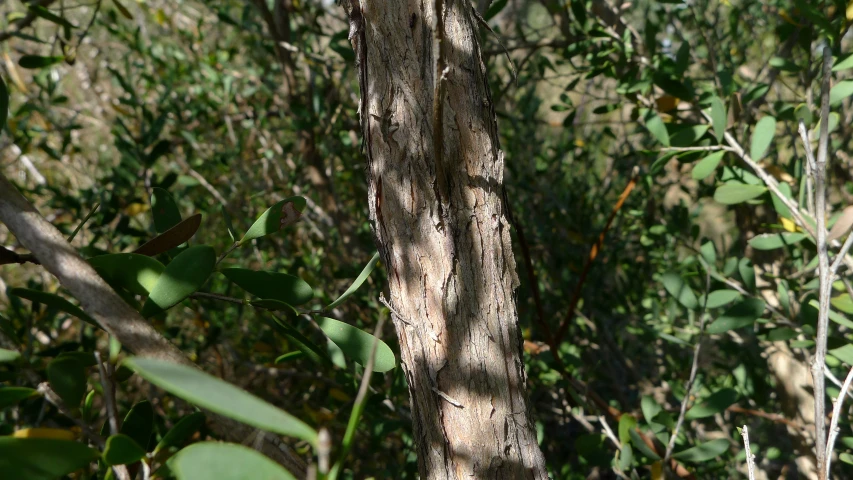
[352,1,548,478]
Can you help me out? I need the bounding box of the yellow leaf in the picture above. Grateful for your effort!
[124,202,149,216]
[3,53,28,93]
[574,139,585,148]
[847,0,853,21]
[655,95,680,113]
[13,428,77,440]
[328,388,351,402]
[781,217,800,233]
[650,461,664,480]
[764,165,794,184]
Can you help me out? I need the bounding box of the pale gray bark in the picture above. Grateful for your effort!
[352,1,549,477]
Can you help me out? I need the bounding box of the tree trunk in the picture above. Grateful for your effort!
[346,1,549,477]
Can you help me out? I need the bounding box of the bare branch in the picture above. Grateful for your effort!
[825,366,853,477]
[741,425,756,480]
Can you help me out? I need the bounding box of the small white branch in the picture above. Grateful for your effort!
[741,425,756,480]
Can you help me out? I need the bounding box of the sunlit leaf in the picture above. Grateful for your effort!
[830,80,853,106]
[327,252,380,310]
[748,232,807,250]
[698,289,740,309]
[644,111,670,146]
[750,116,776,159]
[713,183,766,205]
[90,253,165,295]
[125,358,317,445]
[315,317,395,372]
[140,245,215,318]
[239,197,306,245]
[691,151,725,180]
[12,428,75,440]
[0,348,20,363]
[169,442,296,480]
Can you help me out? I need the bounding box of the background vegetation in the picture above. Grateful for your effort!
[3,0,853,478]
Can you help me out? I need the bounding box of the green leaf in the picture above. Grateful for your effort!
[239,197,306,245]
[151,188,182,233]
[640,395,662,429]
[121,400,153,450]
[315,317,395,372]
[618,414,637,444]
[221,268,313,306]
[738,257,755,291]
[46,356,87,408]
[691,151,725,180]
[90,253,165,295]
[706,298,765,334]
[750,116,776,160]
[250,299,298,311]
[669,125,709,147]
[832,294,853,314]
[770,181,793,219]
[685,388,738,419]
[140,245,215,318]
[661,272,698,309]
[748,232,808,250]
[103,434,146,465]
[154,412,205,454]
[698,289,740,309]
[27,5,76,29]
[672,438,729,463]
[133,214,202,257]
[0,75,8,131]
[644,111,670,146]
[484,0,507,20]
[111,0,134,19]
[18,55,64,69]
[834,54,853,72]
[169,442,296,480]
[830,80,853,106]
[268,316,331,366]
[0,438,99,479]
[327,252,380,310]
[0,387,37,409]
[829,344,853,365]
[713,183,766,205]
[627,428,661,461]
[9,288,97,327]
[124,358,317,445]
[0,348,20,363]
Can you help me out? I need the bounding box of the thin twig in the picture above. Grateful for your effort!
[741,425,756,480]
[810,46,833,479]
[798,121,817,216]
[665,267,711,462]
[0,0,58,42]
[95,351,131,480]
[825,366,853,477]
[37,383,105,447]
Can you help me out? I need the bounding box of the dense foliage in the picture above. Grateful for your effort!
[3,0,853,478]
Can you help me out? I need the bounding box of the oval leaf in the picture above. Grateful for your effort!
[151,188,182,233]
[221,268,313,306]
[0,438,99,480]
[748,232,807,250]
[0,348,21,363]
[90,253,165,295]
[830,80,853,106]
[644,111,670,146]
[103,434,146,466]
[706,298,765,334]
[661,272,698,310]
[0,387,37,409]
[240,197,306,244]
[750,116,776,160]
[124,357,317,445]
[169,442,296,480]
[28,5,76,29]
[698,289,740,309]
[671,438,729,463]
[315,317,396,372]
[140,245,215,318]
[713,183,766,205]
[709,95,727,142]
[46,356,87,408]
[9,288,97,327]
[121,400,153,449]
[685,388,738,419]
[133,213,202,257]
[18,55,64,69]
[691,151,725,180]
[154,411,205,454]
[327,252,380,310]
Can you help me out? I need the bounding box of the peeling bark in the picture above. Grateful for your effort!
[344,1,549,477]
